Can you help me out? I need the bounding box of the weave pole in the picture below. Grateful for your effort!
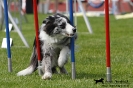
[33,0,42,75]
[105,0,112,82]
[69,0,76,79]
[4,0,12,72]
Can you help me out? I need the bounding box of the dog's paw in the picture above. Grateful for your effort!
[42,72,52,80]
[59,67,68,74]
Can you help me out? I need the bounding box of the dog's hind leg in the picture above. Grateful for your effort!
[17,46,38,76]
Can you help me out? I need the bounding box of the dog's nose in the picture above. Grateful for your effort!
[72,28,76,33]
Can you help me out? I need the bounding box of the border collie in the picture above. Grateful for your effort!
[17,13,77,80]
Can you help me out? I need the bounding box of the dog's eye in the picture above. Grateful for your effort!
[59,22,66,29]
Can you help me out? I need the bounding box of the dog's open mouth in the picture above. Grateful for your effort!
[65,33,75,37]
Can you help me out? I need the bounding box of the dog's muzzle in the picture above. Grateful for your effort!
[66,28,76,37]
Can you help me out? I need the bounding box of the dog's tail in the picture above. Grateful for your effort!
[17,39,40,76]
[29,45,38,71]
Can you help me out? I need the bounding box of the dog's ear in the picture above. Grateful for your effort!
[49,15,55,21]
[42,17,48,24]
[42,15,57,35]
[55,13,71,23]
[43,15,55,24]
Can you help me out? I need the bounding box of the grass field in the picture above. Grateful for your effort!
[0,13,133,88]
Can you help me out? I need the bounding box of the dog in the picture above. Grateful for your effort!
[17,13,77,80]
[94,78,104,84]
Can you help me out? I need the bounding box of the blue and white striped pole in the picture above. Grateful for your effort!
[69,0,76,79]
[4,0,12,72]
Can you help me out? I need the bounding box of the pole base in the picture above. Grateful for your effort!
[106,67,112,82]
[8,58,12,72]
[72,62,76,79]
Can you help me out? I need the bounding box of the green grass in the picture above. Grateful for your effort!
[0,13,133,88]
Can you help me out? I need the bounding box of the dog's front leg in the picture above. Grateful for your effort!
[41,53,52,80]
[58,46,69,74]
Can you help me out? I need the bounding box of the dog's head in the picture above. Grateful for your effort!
[41,13,76,37]
[100,78,104,80]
